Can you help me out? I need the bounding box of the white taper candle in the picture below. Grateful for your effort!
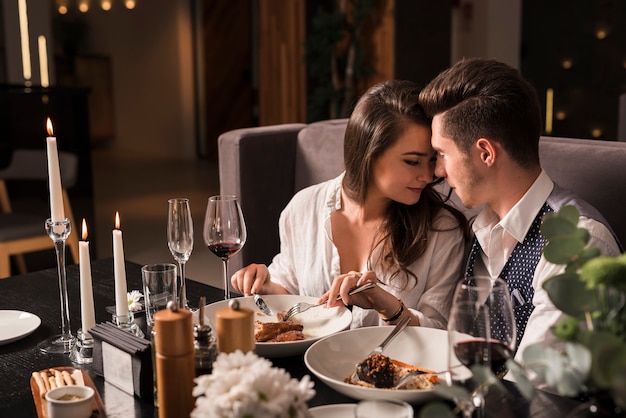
[113,211,129,318]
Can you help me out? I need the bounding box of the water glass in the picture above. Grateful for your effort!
[142,263,176,327]
[354,400,413,418]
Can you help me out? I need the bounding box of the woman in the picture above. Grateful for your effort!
[231,80,468,329]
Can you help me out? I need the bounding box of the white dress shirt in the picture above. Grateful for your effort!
[268,173,467,329]
[471,170,620,362]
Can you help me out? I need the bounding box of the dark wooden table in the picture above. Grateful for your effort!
[0,259,581,417]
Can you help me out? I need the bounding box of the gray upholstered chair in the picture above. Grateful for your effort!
[0,149,80,278]
[218,119,626,273]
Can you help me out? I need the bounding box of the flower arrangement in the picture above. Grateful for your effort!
[191,350,315,418]
[518,205,626,410]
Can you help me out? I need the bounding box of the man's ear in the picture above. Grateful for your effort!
[475,138,496,167]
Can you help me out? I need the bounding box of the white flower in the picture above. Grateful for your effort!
[191,351,315,418]
[127,290,143,312]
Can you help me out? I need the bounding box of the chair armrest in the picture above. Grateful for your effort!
[218,124,306,272]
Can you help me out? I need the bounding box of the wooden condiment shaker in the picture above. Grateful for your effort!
[215,299,255,353]
[153,301,195,418]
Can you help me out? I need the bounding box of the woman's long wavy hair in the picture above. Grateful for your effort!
[343,80,468,288]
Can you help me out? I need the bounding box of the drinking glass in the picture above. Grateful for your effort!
[167,198,193,309]
[447,276,516,417]
[203,195,247,299]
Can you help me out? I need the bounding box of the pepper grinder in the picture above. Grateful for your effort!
[153,301,195,418]
[215,299,255,353]
[194,296,217,376]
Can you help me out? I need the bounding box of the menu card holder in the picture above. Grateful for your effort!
[90,322,153,400]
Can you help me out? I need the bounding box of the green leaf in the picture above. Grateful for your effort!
[431,384,471,403]
[565,342,592,377]
[576,247,602,266]
[543,237,586,264]
[543,273,599,317]
[522,344,565,388]
[573,227,590,245]
[506,358,536,400]
[418,402,456,418]
[558,205,581,225]
[581,331,626,390]
[541,216,578,240]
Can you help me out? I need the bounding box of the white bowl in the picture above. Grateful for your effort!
[198,295,352,358]
[45,385,95,418]
[304,326,450,403]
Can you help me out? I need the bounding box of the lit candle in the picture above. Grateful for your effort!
[113,211,129,318]
[79,219,96,337]
[46,118,65,223]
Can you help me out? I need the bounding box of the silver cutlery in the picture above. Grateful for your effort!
[254,294,273,316]
[354,314,411,384]
[281,282,377,321]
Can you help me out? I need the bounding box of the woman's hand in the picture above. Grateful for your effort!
[321,271,418,325]
[230,264,288,296]
[321,271,392,311]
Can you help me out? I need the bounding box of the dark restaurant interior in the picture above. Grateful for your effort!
[1,0,625,284]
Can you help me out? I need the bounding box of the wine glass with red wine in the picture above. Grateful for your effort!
[203,195,247,300]
[447,276,516,417]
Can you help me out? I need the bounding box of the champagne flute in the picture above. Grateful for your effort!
[447,276,517,417]
[203,195,247,299]
[167,198,193,309]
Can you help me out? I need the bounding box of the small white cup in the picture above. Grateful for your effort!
[354,399,414,418]
[45,385,95,418]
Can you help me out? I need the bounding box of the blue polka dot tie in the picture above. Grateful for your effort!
[465,203,553,353]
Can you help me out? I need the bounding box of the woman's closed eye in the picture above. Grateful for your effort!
[404,159,421,166]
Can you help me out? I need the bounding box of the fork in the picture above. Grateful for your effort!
[281,282,376,321]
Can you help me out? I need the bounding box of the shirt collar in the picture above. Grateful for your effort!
[473,170,554,244]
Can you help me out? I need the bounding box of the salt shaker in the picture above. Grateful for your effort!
[215,299,255,353]
[194,296,217,376]
[153,301,195,418]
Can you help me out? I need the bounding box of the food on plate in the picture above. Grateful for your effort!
[254,320,304,342]
[32,368,85,398]
[345,353,438,390]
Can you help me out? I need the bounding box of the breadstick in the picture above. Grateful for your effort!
[61,370,74,386]
[40,372,51,392]
[54,370,64,387]
[32,372,46,397]
[73,371,85,386]
[48,376,57,390]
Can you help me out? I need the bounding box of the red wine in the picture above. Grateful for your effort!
[207,241,242,259]
[454,339,512,374]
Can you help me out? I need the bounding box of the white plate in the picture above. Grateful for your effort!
[305,326,451,403]
[0,310,41,345]
[308,403,355,417]
[198,295,352,358]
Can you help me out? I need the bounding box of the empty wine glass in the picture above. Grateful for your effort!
[167,198,193,309]
[203,195,247,299]
[447,276,517,417]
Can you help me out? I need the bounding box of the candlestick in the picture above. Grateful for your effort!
[39,118,75,355]
[38,218,75,354]
[45,118,64,223]
[113,211,129,318]
[79,219,95,336]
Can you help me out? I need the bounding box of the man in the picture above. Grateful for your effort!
[419,58,621,360]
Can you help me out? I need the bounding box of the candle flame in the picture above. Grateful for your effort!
[82,218,88,240]
[115,211,121,229]
[46,117,53,136]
